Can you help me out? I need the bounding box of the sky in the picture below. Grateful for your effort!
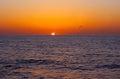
[0,0,120,35]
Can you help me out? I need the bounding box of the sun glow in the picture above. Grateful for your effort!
[51,33,55,36]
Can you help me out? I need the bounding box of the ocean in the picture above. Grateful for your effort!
[0,35,120,79]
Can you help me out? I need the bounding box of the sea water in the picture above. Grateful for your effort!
[0,35,120,79]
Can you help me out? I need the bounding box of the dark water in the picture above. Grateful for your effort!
[0,35,120,79]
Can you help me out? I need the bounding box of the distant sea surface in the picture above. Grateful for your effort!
[0,35,120,79]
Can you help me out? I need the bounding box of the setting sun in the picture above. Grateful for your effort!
[51,33,55,36]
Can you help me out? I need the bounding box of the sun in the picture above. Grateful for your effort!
[51,32,55,36]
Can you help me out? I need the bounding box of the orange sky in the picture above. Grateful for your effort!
[0,0,120,35]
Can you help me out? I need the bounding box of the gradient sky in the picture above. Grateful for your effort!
[0,0,120,35]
